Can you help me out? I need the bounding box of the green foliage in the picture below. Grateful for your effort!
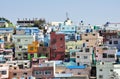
[33,19,46,29]
[0,17,14,27]
[0,17,11,23]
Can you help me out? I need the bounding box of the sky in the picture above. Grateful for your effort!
[0,0,120,25]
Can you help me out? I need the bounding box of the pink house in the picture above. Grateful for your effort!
[0,64,9,79]
[95,46,117,62]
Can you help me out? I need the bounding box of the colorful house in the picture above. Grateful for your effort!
[55,61,90,79]
[65,40,83,53]
[50,32,65,60]
[0,64,9,79]
[12,35,34,60]
[0,28,13,43]
[95,46,117,62]
[75,47,93,66]
[32,61,55,79]
[16,27,44,42]
[28,41,39,54]
[81,32,103,47]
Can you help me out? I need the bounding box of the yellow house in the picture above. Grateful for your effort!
[28,41,39,54]
[65,40,83,53]
[81,32,103,47]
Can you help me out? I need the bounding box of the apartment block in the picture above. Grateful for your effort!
[81,32,103,47]
[50,32,65,60]
[12,35,34,60]
[76,47,93,66]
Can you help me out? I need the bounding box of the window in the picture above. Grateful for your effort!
[44,70,51,75]
[79,49,83,52]
[77,56,80,58]
[108,54,115,58]
[9,65,12,67]
[114,41,118,44]
[31,54,34,58]
[34,71,41,75]
[43,48,46,51]
[103,53,107,58]
[1,71,6,75]
[40,44,43,46]
[13,73,17,76]
[109,41,112,44]
[84,56,88,59]
[110,69,113,72]
[72,27,74,29]
[78,72,81,75]
[17,39,20,42]
[14,67,16,70]
[60,37,63,40]
[25,63,27,65]
[4,37,7,41]
[85,34,88,36]
[18,64,23,69]
[85,48,89,52]
[24,72,27,75]
[18,54,21,56]
[34,71,39,75]
[25,40,28,41]
[93,34,96,36]
[30,47,34,50]
[99,75,103,78]
[99,69,102,71]
[19,46,22,48]
[72,52,76,56]
[38,53,41,57]
[69,48,73,49]
[86,40,89,42]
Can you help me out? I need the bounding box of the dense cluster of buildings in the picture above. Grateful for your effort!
[0,18,120,79]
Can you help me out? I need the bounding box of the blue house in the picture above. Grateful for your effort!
[16,27,44,42]
[0,28,14,33]
[44,34,50,47]
[16,27,40,35]
[58,24,77,41]
[69,49,81,62]
[0,55,6,63]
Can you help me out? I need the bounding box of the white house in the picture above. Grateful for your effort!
[96,62,114,79]
[76,47,93,66]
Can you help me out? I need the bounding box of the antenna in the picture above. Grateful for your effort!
[66,12,69,20]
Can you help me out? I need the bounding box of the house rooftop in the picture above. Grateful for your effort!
[117,51,120,56]
[66,65,86,69]
[0,20,6,23]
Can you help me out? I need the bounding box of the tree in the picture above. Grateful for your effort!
[0,17,11,23]
[0,17,14,27]
[33,19,46,29]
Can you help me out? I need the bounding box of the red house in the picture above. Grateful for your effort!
[50,32,65,60]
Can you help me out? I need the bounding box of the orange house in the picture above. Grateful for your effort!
[28,41,39,54]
